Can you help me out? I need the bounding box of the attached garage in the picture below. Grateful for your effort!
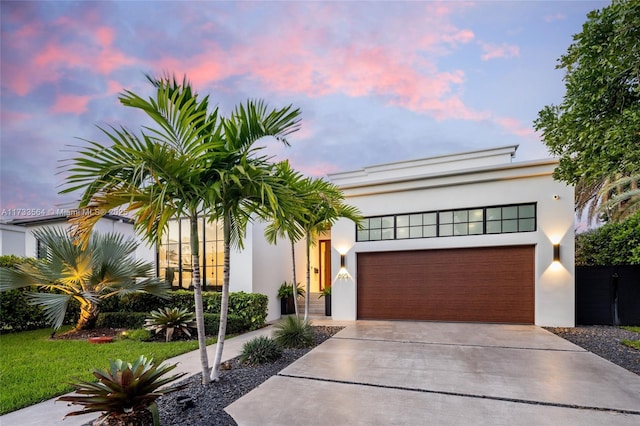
[356,245,535,324]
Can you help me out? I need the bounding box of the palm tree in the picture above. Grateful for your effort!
[576,173,640,224]
[296,177,363,320]
[0,227,167,331]
[208,101,301,382]
[61,75,223,383]
[265,161,307,317]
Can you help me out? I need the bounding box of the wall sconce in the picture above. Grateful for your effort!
[337,254,349,279]
[553,243,560,263]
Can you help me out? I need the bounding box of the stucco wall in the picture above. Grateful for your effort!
[329,159,575,327]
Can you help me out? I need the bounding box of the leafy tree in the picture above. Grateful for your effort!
[62,75,224,383]
[0,227,167,330]
[577,173,640,223]
[534,0,640,188]
[575,212,640,266]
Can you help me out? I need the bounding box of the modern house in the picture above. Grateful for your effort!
[1,145,576,326]
[328,145,575,327]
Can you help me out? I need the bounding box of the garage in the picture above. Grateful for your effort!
[356,245,535,323]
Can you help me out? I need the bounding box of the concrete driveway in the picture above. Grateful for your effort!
[226,321,640,425]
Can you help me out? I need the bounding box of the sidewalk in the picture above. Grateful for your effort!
[0,326,275,426]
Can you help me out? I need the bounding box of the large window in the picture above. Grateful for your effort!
[356,203,536,242]
[158,218,224,290]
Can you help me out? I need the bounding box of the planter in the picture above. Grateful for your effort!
[88,336,113,344]
[280,297,295,315]
[324,294,332,317]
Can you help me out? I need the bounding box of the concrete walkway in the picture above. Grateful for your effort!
[226,321,640,425]
[0,326,274,426]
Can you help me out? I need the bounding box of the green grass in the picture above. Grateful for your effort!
[0,327,219,415]
[620,326,640,351]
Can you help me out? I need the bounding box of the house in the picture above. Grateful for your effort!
[0,213,154,261]
[1,145,576,327]
[327,145,575,327]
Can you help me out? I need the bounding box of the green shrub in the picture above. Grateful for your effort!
[576,212,640,266]
[227,292,268,331]
[239,336,282,365]
[120,328,153,342]
[273,316,314,348]
[96,312,147,329]
[203,313,245,335]
[144,307,196,342]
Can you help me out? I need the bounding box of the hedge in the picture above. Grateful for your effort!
[94,312,245,335]
[576,212,640,266]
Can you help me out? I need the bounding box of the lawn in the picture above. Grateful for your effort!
[0,327,218,415]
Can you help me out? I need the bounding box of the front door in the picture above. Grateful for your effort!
[319,240,331,291]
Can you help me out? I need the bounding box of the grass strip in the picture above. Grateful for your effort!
[0,327,218,415]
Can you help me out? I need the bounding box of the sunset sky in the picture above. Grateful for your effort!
[0,0,609,220]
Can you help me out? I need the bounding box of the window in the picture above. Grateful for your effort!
[157,217,224,290]
[36,239,48,260]
[356,203,536,242]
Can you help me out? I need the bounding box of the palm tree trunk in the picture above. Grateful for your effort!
[190,216,210,385]
[291,240,299,318]
[76,300,99,330]
[304,232,311,321]
[211,211,231,382]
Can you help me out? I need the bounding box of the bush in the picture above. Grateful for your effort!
[239,336,282,365]
[273,316,314,348]
[144,307,196,342]
[576,212,640,266]
[203,313,245,335]
[227,292,268,331]
[96,312,147,329]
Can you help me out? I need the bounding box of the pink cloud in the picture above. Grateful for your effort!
[545,13,566,23]
[492,116,535,138]
[479,42,520,61]
[1,109,32,123]
[295,162,342,178]
[50,94,92,114]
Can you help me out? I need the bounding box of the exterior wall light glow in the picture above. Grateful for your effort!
[337,254,349,279]
[553,243,560,263]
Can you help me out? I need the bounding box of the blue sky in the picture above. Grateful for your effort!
[0,0,609,219]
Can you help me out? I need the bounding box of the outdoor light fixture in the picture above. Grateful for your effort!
[340,254,346,268]
[337,254,349,279]
[553,243,560,263]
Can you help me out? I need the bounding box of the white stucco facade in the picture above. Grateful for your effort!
[328,145,575,327]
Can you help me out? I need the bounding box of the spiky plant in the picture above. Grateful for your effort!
[58,355,187,426]
[144,307,196,342]
[273,315,314,348]
[239,336,282,365]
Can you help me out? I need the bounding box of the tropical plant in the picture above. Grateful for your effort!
[57,355,187,426]
[61,74,226,383]
[273,315,314,348]
[119,328,153,342]
[534,0,640,186]
[576,173,640,224]
[144,307,196,342]
[319,286,332,298]
[0,227,167,331]
[239,336,282,365]
[277,281,304,299]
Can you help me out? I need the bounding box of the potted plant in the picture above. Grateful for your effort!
[319,286,332,316]
[58,355,187,426]
[278,282,304,315]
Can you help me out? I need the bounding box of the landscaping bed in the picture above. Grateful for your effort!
[546,326,640,376]
[156,326,343,426]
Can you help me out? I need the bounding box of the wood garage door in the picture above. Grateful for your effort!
[357,246,535,323]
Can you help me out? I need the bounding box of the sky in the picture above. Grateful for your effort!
[0,0,610,221]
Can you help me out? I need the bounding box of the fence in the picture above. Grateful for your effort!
[576,266,640,326]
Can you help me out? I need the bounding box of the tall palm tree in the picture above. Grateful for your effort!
[0,227,167,330]
[296,177,363,320]
[61,75,223,384]
[576,173,640,224]
[265,161,308,318]
[208,101,301,382]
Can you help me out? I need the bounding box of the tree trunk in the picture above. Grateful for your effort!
[190,216,210,384]
[291,240,299,318]
[211,211,231,382]
[76,301,99,330]
[304,232,311,321]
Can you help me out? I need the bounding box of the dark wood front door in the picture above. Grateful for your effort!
[356,245,535,324]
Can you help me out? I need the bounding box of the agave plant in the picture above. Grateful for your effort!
[144,307,197,342]
[58,355,187,426]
